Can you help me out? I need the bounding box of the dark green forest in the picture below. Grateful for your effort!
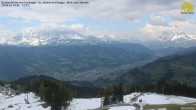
[9,75,100,110]
[95,49,196,87]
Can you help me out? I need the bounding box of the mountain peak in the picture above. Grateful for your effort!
[0,29,141,46]
[146,32,196,48]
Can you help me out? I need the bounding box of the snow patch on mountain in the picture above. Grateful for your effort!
[0,85,50,110]
[0,28,141,46]
[1,86,196,110]
[135,93,196,105]
[67,98,101,110]
[108,106,136,110]
[0,28,88,46]
[150,32,196,42]
[146,32,196,48]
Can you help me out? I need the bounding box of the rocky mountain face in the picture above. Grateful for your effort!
[0,28,139,46]
[145,32,196,48]
[1,28,195,48]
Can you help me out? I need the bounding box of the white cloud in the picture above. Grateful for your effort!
[141,20,196,34]
[69,24,86,30]
[190,20,196,24]
[0,0,195,23]
[141,23,169,33]
[128,19,141,23]
[167,9,186,21]
[33,23,89,31]
[0,0,196,42]
[149,15,168,26]
[0,24,6,29]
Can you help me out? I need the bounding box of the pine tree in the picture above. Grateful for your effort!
[111,86,118,103]
[39,82,45,100]
[103,93,109,106]
[118,83,123,102]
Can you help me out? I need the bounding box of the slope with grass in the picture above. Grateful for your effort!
[100,48,196,87]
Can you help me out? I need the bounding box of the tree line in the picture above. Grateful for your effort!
[23,79,75,110]
[98,83,124,106]
[99,82,196,106]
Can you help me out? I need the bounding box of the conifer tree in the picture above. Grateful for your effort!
[39,82,45,100]
[118,83,123,102]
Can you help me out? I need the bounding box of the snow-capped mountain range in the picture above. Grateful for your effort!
[0,28,138,46]
[0,28,93,46]
[150,32,196,42]
[0,28,196,47]
[146,32,196,48]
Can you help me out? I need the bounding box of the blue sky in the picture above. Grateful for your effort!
[0,0,195,39]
